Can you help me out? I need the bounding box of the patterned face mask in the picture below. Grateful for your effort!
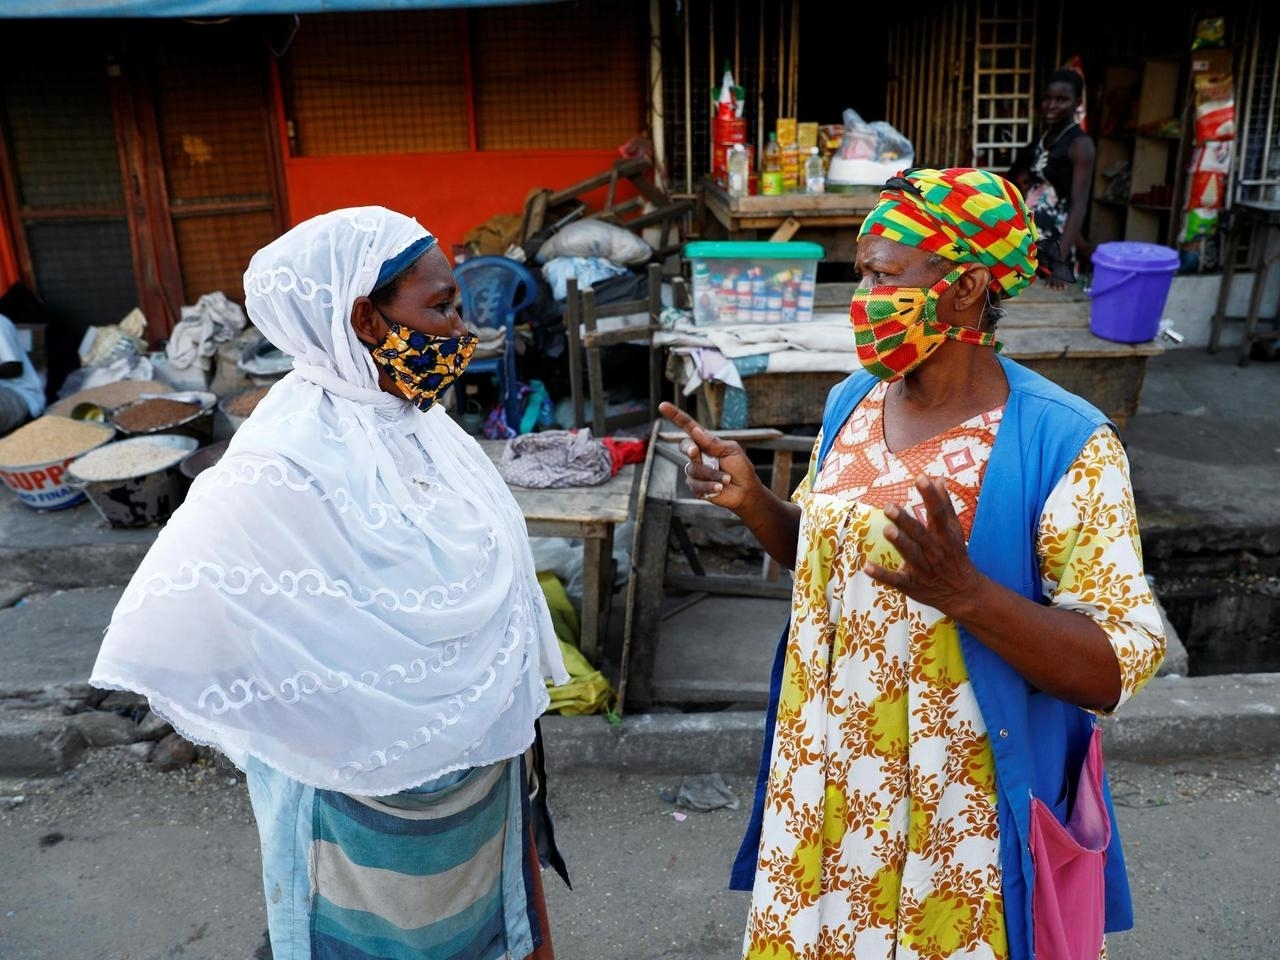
[849,265,999,382]
[368,312,478,411]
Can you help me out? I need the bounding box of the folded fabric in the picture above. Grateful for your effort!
[601,436,648,476]
[498,428,613,488]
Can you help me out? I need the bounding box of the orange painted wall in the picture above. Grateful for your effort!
[0,214,18,293]
[282,150,639,260]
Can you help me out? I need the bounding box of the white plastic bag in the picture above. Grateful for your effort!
[535,220,653,266]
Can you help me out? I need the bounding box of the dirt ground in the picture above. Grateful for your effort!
[4,744,1280,960]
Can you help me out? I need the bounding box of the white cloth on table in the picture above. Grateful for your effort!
[658,317,862,396]
[656,316,856,358]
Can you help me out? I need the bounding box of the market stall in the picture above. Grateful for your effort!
[658,283,1164,432]
[698,179,879,262]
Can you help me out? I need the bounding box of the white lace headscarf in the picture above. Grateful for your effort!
[91,207,568,795]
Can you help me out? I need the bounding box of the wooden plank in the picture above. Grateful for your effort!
[512,489,632,525]
[582,323,656,348]
[479,439,634,526]
[523,518,615,539]
[764,446,793,580]
[815,281,1092,309]
[616,419,662,711]
[546,157,651,207]
[769,216,802,242]
[809,298,1163,356]
[999,325,1164,359]
[1019,355,1149,428]
[658,428,784,443]
[578,534,609,666]
[704,178,879,217]
[625,438,678,708]
[664,572,793,600]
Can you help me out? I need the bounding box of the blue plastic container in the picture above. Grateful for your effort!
[1087,241,1179,343]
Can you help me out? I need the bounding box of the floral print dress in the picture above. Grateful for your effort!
[743,381,1165,960]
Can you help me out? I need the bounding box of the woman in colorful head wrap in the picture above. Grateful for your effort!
[661,168,1164,960]
[90,207,568,960]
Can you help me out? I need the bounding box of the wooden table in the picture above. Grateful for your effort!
[480,440,637,665]
[699,179,879,262]
[672,283,1164,432]
[1209,200,1280,365]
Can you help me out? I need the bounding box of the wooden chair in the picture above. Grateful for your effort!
[614,425,817,709]
[520,156,693,264]
[564,261,665,437]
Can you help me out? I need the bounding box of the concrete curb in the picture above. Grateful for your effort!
[3,673,1278,780]
[539,672,1280,775]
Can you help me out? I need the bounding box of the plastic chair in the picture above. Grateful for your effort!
[454,255,540,430]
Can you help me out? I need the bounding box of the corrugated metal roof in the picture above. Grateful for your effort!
[0,0,562,17]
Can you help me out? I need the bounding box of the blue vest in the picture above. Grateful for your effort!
[729,355,1134,960]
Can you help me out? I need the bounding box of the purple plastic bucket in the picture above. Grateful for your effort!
[1087,241,1179,343]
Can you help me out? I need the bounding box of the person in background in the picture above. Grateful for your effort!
[90,207,569,960]
[1010,68,1097,288]
[663,168,1164,960]
[0,312,45,436]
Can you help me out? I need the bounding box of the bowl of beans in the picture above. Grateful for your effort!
[0,416,117,510]
[217,385,273,434]
[109,391,217,441]
[67,434,200,528]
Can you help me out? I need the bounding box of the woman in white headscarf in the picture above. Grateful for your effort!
[90,207,569,960]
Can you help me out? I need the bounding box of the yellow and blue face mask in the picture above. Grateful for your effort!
[369,314,478,411]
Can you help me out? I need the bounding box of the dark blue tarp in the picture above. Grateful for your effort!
[0,0,561,17]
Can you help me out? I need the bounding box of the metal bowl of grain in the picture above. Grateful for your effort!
[217,385,273,434]
[108,391,217,441]
[67,434,200,528]
[179,438,230,482]
[0,416,116,510]
[46,379,174,419]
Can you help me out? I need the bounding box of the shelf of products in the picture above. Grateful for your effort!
[1091,57,1186,247]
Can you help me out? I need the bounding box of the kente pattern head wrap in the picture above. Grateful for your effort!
[90,206,568,795]
[858,167,1040,299]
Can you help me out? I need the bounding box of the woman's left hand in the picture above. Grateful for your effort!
[863,474,985,616]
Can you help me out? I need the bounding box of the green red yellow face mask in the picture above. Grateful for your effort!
[849,264,999,382]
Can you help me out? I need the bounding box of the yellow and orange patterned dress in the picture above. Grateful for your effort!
[743,381,1165,960]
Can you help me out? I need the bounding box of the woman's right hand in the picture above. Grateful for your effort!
[657,401,762,514]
